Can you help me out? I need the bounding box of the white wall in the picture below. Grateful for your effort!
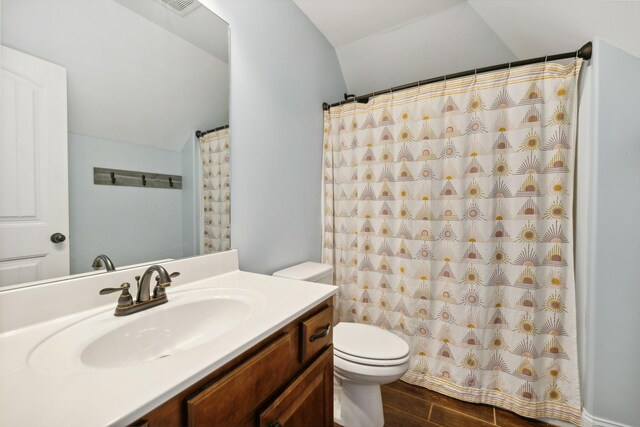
[335,2,517,95]
[68,133,184,274]
[1,0,228,151]
[199,0,347,274]
[580,38,640,426]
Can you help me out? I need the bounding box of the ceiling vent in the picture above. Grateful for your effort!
[152,0,201,16]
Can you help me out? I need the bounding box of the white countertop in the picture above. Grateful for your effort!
[0,269,337,427]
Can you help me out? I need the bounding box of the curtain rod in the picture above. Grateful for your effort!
[195,124,229,138]
[322,41,592,111]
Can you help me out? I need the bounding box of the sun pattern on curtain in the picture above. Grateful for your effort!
[322,61,582,424]
[199,128,230,253]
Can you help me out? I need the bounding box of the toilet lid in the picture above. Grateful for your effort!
[333,323,409,362]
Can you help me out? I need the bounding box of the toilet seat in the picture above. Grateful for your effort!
[333,323,410,367]
[334,347,410,367]
[334,352,410,380]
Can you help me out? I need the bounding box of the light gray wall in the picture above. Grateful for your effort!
[583,38,640,425]
[335,2,517,95]
[200,0,347,274]
[68,133,184,274]
[181,134,201,258]
[1,0,228,151]
[574,59,592,413]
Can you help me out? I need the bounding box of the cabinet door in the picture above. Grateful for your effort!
[259,346,333,427]
[188,334,294,427]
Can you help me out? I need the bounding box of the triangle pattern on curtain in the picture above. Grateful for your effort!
[200,128,231,253]
[323,60,583,425]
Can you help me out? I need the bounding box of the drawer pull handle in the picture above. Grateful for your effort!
[269,422,282,427]
[309,324,331,342]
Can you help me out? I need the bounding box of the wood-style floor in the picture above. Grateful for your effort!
[337,380,557,427]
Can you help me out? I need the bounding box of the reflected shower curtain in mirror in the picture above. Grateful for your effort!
[323,60,583,424]
[199,129,230,253]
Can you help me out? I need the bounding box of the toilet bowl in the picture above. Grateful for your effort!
[273,262,410,427]
[333,322,410,427]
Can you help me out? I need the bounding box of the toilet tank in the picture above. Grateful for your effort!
[273,262,333,284]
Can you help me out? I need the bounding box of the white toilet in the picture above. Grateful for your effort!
[273,262,410,427]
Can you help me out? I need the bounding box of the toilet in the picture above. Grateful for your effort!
[273,262,410,427]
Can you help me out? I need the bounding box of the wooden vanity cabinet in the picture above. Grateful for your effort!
[259,347,333,427]
[129,299,334,427]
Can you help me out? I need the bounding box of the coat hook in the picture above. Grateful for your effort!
[110,172,116,184]
[168,177,174,188]
[141,175,147,186]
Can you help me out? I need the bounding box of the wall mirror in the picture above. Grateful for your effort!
[0,0,230,289]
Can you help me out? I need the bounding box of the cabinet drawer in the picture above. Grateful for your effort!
[300,306,333,363]
[259,346,333,427]
[187,333,293,427]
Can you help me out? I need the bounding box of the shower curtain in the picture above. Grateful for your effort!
[199,128,230,253]
[323,60,582,424]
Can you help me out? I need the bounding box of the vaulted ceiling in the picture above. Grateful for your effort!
[291,0,464,47]
[294,0,640,94]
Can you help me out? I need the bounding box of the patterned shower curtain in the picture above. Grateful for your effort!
[323,60,583,424]
[199,128,230,253]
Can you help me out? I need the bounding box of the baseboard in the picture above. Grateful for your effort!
[582,408,632,427]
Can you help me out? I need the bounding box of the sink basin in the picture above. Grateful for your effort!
[82,298,249,368]
[28,287,264,374]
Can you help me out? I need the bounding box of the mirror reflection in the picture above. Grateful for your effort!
[0,0,230,289]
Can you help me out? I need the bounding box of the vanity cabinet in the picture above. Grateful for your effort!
[259,348,333,427]
[129,299,334,427]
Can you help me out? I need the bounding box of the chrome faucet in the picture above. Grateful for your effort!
[92,254,116,271]
[99,264,180,316]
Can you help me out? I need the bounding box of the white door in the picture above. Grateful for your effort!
[0,46,69,287]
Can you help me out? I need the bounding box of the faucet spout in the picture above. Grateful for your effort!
[92,254,116,272]
[137,265,172,303]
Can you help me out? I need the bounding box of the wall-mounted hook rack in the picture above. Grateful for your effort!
[94,167,182,190]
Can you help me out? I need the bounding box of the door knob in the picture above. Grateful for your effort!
[50,233,66,243]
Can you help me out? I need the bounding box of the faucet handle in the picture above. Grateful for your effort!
[154,271,179,285]
[99,282,134,309]
[153,272,179,298]
[99,282,130,295]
